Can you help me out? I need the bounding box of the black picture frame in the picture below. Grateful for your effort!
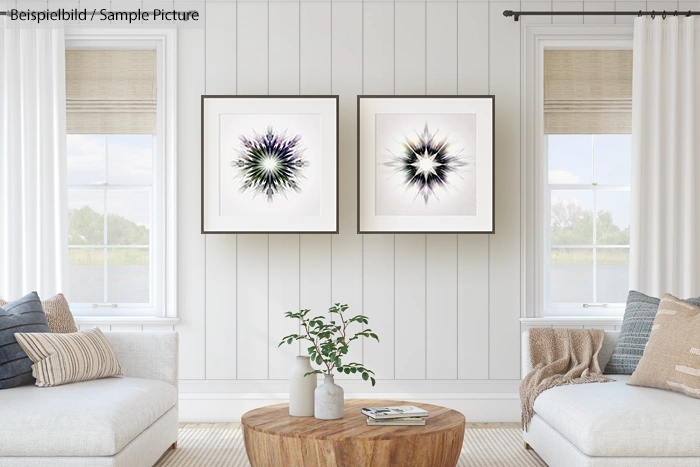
[357,95,495,234]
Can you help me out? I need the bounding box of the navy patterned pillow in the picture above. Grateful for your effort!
[605,290,700,374]
[0,292,50,389]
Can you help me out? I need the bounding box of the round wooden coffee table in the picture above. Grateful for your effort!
[241,399,465,467]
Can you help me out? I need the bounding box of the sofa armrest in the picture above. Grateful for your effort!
[103,332,179,390]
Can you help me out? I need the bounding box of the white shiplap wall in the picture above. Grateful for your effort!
[94,0,691,422]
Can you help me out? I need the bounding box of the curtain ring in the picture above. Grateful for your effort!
[687,10,692,17]
[651,10,656,19]
[638,10,643,17]
[662,11,667,19]
[674,10,678,17]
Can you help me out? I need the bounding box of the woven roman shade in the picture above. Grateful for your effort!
[66,50,156,134]
[544,50,632,134]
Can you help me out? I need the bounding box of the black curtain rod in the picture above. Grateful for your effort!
[504,9,700,21]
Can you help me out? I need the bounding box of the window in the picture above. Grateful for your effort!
[546,134,631,312]
[535,45,633,316]
[67,134,154,309]
[65,31,176,318]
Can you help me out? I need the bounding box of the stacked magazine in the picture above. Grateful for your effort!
[361,405,428,426]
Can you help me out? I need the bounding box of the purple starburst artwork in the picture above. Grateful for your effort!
[231,126,309,203]
[384,123,471,204]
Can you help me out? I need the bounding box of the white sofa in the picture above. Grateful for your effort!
[0,332,179,467]
[522,330,700,467]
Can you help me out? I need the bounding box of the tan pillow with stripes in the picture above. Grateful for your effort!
[629,293,700,398]
[14,327,123,387]
[0,294,77,333]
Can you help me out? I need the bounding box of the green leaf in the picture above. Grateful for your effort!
[370,377,376,386]
[362,372,369,381]
[344,367,351,374]
[316,355,323,365]
[351,368,357,374]
[287,337,293,345]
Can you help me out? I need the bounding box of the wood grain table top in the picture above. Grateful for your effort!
[241,399,466,441]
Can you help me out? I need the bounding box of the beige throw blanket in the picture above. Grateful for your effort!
[520,328,614,431]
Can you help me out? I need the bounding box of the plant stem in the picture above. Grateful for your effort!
[302,321,331,374]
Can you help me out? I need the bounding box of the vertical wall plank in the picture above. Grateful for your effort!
[362,236,395,379]
[236,2,270,380]
[237,2,269,95]
[552,1,583,24]
[584,1,615,24]
[395,235,427,379]
[237,235,269,379]
[426,236,458,379]
[299,1,333,360]
[205,2,238,381]
[520,1,553,25]
[300,2,332,94]
[457,1,490,381]
[426,1,457,95]
[268,237,300,379]
[393,0,427,381]
[175,6,206,380]
[331,1,364,378]
[395,2,426,94]
[363,1,395,94]
[425,1,458,380]
[269,2,300,94]
[362,0,395,381]
[458,2,489,94]
[268,1,302,379]
[615,1,647,24]
[488,1,521,380]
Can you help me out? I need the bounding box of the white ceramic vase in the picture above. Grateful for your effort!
[314,374,344,420]
[289,356,316,417]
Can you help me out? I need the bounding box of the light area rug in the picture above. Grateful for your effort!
[155,425,547,467]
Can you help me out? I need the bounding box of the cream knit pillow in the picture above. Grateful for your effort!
[629,293,700,398]
[14,327,123,387]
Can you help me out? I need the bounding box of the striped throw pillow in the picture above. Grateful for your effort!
[0,292,51,389]
[629,294,700,399]
[15,327,123,387]
[1,293,77,334]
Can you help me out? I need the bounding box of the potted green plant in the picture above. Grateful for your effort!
[279,303,379,420]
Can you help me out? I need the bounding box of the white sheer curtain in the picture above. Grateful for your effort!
[630,17,700,297]
[0,24,68,300]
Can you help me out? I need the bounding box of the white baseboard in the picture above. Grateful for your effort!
[178,392,521,423]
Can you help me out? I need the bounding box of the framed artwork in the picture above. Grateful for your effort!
[201,95,339,233]
[357,95,495,234]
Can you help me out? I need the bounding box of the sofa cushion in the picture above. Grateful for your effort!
[0,377,177,456]
[533,375,700,457]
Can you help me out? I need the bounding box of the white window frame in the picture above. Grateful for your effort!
[65,29,177,320]
[521,25,632,319]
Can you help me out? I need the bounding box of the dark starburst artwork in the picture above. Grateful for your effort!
[231,126,309,203]
[384,123,470,204]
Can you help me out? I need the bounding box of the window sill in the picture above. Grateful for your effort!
[520,316,622,327]
[74,316,180,326]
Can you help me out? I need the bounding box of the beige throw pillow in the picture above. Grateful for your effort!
[14,327,123,387]
[629,293,700,398]
[0,293,77,333]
